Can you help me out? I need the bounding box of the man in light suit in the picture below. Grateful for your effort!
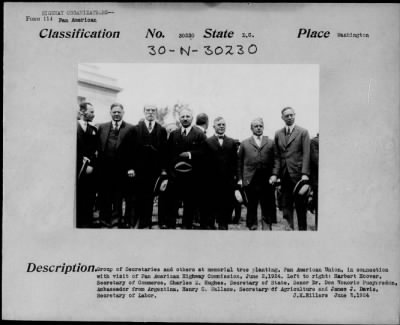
[204,117,237,230]
[135,105,168,229]
[165,108,207,229]
[97,103,136,228]
[237,118,277,230]
[270,107,310,230]
[76,102,98,228]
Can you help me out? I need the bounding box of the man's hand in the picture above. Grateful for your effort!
[161,170,167,176]
[179,152,190,159]
[127,169,136,178]
[269,175,277,185]
[301,175,309,181]
[237,180,243,187]
[85,166,94,175]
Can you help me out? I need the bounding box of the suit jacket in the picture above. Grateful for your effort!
[166,126,207,178]
[237,136,277,187]
[77,122,98,176]
[205,135,238,189]
[135,120,167,179]
[310,135,319,187]
[97,121,136,177]
[272,125,310,182]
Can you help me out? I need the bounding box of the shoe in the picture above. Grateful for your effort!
[249,225,258,231]
[160,225,167,229]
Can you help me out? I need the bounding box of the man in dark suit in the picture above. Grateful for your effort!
[97,103,136,228]
[237,118,277,230]
[76,102,98,228]
[270,107,310,231]
[204,117,237,230]
[135,105,168,229]
[165,108,207,229]
[310,133,319,230]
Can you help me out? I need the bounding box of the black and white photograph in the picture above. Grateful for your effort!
[76,64,319,231]
[4,3,399,323]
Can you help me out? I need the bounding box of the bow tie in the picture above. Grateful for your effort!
[217,135,225,139]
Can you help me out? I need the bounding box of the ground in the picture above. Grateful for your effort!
[93,200,317,231]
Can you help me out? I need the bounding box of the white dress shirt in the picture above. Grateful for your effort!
[216,134,225,146]
[145,119,155,133]
[113,120,122,130]
[286,124,295,136]
[181,125,192,136]
[253,135,262,147]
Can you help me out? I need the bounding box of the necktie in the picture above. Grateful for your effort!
[114,121,118,130]
[182,128,187,136]
[148,121,152,132]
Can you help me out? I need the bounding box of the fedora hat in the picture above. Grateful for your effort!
[293,179,311,198]
[153,174,169,195]
[174,161,193,174]
[234,187,248,206]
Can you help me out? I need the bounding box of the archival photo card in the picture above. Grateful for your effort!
[3,3,399,323]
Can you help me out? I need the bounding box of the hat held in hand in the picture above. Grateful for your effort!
[293,179,311,198]
[234,187,248,206]
[174,161,193,174]
[153,175,168,195]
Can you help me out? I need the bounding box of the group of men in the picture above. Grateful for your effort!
[76,102,319,231]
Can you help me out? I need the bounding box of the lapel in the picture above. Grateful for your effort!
[249,136,259,149]
[279,128,287,148]
[101,122,112,151]
[152,121,159,135]
[213,135,223,149]
[117,121,128,148]
[250,136,264,150]
[178,127,184,141]
[259,136,268,150]
[77,122,84,139]
[142,120,157,135]
[286,126,299,147]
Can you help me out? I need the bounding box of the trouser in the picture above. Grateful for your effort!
[76,174,96,228]
[313,185,318,230]
[281,173,308,230]
[245,181,276,229]
[213,192,234,230]
[136,175,158,229]
[165,176,196,229]
[98,175,133,227]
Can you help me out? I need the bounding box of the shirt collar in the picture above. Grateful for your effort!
[286,124,295,133]
[113,120,122,128]
[182,125,192,134]
[253,134,263,141]
[145,119,155,128]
